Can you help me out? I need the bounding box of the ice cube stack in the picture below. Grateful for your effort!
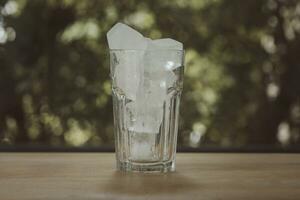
[107,23,183,134]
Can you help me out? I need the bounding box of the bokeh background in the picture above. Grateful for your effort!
[1,0,300,150]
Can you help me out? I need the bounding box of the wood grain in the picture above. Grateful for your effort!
[0,153,299,200]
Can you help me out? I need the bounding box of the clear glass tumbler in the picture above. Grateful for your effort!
[110,49,184,172]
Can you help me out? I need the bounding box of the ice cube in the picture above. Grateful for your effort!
[127,97,163,134]
[126,70,176,134]
[126,50,178,134]
[126,77,164,134]
[107,22,182,135]
[145,37,152,43]
[148,38,183,50]
[129,131,157,161]
[144,42,183,71]
[107,23,149,100]
[107,23,147,50]
[112,51,143,100]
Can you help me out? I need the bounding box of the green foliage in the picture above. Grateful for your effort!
[0,0,300,147]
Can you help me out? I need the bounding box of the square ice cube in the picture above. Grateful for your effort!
[112,51,143,100]
[107,23,147,50]
[148,38,183,50]
[144,46,183,72]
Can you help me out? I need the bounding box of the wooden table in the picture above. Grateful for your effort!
[0,153,299,200]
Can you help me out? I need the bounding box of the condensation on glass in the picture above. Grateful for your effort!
[110,49,184,172]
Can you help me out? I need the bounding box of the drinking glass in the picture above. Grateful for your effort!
[110,49,184,172]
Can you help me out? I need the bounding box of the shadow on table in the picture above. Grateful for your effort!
[102,171,197,195]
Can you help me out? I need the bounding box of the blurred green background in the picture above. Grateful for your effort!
[0,0,300,149]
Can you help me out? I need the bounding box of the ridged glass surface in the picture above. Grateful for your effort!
[110,50,184,172]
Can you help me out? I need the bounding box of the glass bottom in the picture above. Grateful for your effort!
[117,160,175,173]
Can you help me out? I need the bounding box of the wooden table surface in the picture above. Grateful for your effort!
[0,153,299,200]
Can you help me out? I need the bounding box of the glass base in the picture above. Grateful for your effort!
[117,160,175,173]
